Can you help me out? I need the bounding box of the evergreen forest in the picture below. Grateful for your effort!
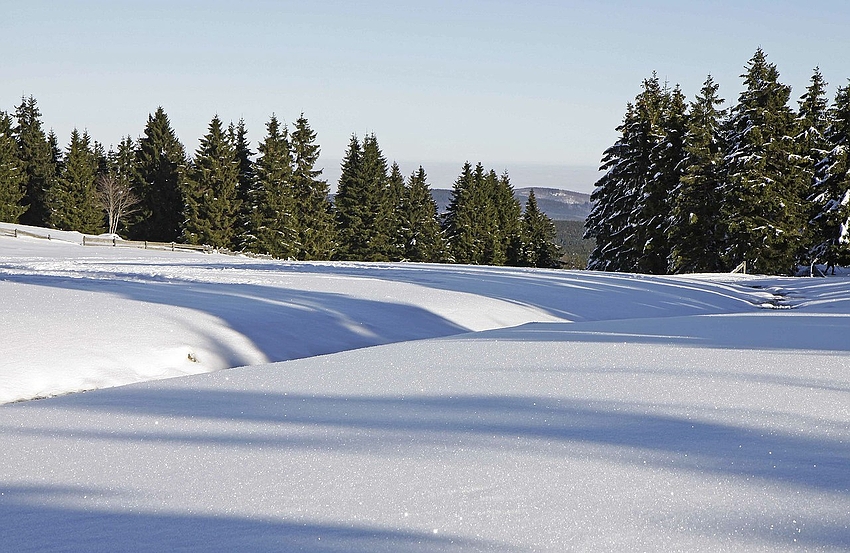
[0,102,561,268]
[585,48,850,275]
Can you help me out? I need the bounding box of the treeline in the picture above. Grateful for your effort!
[585,48,850,275]
[0,100,561,267]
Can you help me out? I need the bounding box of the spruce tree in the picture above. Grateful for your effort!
[519,189,562,268]
[182,115,241,249]
[13,96,56,227]
[101,137,141,236]
[246,114,297,258]
[0,111,26,223]
[720,48,806,274]
[334,135,366,259]
[795,68,831,261]
[48,129,104,234]
[373,161,406,261]
[639,83,687,274]
[230,119,256,249]
[132,107,187,242]
[399,166,446,262]
[444,162,484,264]
[334,133,388,260]
[492,170,523,265]
[290,114,334,260]
[586,76,666,272]
[668,75,727,273]
[810,82,850,270]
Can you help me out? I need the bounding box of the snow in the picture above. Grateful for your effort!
[1,223,849,552]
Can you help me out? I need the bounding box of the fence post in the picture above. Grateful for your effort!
[113,237,116,246]
[14,229,17,238]
[82,236,86,246]
[171,242,175,251]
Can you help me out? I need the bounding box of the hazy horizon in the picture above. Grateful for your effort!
[319,159,600,195]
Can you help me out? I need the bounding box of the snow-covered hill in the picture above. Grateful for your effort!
[1,225,849,552]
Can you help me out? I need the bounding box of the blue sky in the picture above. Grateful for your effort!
[3,1,850,191]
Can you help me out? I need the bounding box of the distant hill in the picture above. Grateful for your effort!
[429,187,592,222]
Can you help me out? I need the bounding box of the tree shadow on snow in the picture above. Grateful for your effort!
[0,484,509,553]
[0,271,468,365]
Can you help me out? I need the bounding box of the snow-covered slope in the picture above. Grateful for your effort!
[1,226,849,552]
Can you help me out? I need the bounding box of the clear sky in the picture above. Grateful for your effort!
[3,0,850,192]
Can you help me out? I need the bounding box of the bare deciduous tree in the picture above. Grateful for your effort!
[96,173,140,236]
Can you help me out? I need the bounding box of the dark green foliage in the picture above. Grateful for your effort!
[444,162,522,265]
[810,82,850,269]
[132,107,187,242]
[47,129,104,234]
[182,115,241,249]
[667,75,727,273]
[586,76,667,272]
[14,96,56,227]
[0,111,26,222]
[245,115,297,258]
[553,220,594,269]
[398,166,446,262]
[334,133,390,261]
[230,119,256,249]
[376,162,406,261]
[519,189,562,268]
[720,48,806,274]
[290,114,335,260]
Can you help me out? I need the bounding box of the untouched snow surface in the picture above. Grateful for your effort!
[1,226,849,552]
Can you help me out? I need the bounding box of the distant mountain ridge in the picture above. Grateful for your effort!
[430,187,592,221]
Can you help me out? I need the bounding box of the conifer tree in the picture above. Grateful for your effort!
[399,166,446,262]
[444,162,483,264]
[13,96,56,227]
[48,129,104,234]
[810,82,850,270]
[182,115,241,249]
[639,83,687,274]
[795,68,831,260]
[373,161,406,261]
[519,189,561,268]
[0,111,26,222]
[586,76,666,272]
[492,170,523,265]
[668,75,727,273]
[720,48,805,274]
[230,119,256,248]
[334,133,388,260]
[334,135,366,259]
[132,107,187,242]
[246,114,297,258]
[290,114,334,260]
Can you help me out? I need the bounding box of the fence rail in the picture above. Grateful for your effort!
[2,226,213,253]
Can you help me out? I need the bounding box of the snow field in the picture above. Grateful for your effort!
[1,225,849,551]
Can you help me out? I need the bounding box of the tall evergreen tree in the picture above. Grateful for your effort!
[132,107,187,242]
[399,166,446,262]
[13,96,56,227]
[334,133,388,260]
[667,75,727,273]
[374,161,406,261]
[444,162,485,264]
[492,170,523,265]
[47,129,104,234]
[639,83,687,274]
[182,115,241,249]
[586,75,667,272]
[246,114,297,258]
[0,111,26,222]
[720,48,805,274]
[810,82,850,270]
[230,119,256,248]
[795,68,831,261]
[519,189,562,268]
[290,114,334,260]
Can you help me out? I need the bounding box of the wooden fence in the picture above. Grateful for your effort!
[1,227,213,253]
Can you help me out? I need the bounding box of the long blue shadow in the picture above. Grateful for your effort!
[0,484,506,553]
